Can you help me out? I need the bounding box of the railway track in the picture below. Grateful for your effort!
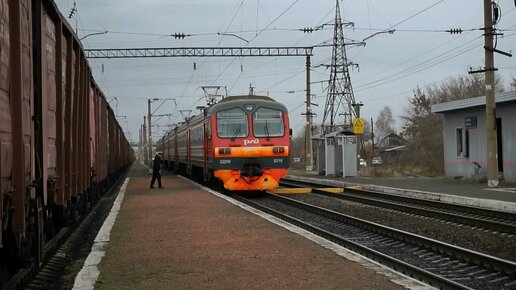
[280,178,516,236]
[231,192,516,290]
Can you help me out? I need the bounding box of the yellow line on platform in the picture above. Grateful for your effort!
[346,185,363,191]
[272,188,312,194]
[317,188,344,193]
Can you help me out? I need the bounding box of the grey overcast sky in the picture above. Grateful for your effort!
[54,0,516,144]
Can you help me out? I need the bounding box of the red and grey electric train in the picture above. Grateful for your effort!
[157,95,290,191]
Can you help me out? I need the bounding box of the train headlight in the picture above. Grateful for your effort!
[272,146,285,154]
[218,147,231,155]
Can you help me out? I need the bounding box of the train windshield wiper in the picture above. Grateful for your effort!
[231,127,241,141]
[264,120,270,140]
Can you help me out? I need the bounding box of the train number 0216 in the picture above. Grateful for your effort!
[273,158,283,163]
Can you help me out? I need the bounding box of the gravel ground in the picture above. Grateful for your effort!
[56,164,140,289]
[287,193,516,262]
[57,197,118,290]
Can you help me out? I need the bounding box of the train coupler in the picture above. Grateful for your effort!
[240,165,263,177]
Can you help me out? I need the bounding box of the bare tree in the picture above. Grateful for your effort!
[426,73,505,103]
[362,118,372,141]
[374,106,395,142]
[401,87,443,172]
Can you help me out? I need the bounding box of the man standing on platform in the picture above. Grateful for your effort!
[150,152,163,188]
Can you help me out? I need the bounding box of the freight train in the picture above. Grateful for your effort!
[0,0,133,286]
[157,95,290,191]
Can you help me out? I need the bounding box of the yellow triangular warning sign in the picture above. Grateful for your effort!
[353,117,364,134]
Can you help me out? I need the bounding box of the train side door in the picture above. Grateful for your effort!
[203,119,209,180]
[174,128,178,170]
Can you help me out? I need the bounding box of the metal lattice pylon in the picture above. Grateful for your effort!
[322,0,357,133]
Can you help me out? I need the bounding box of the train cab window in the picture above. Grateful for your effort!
[217,107,248,138]
[253,108,284,138]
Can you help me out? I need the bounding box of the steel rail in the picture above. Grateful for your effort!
[280,178,516,235]
[232,193,516,289]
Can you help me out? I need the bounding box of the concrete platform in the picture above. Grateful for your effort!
[74,165,430,290]
[287,170,516,214]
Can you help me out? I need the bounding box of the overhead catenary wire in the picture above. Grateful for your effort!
[386,0,445,30]
[101,67,303,87]
[209,0,302,89]
[58,1,516,139]
[353,31,480,90]
[256,7,337,92]
[264,0,449,121]
[185,0,247,108]
[355,36,483,92]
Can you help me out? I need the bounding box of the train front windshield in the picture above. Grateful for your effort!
[217,107,248,138]
[253,108,284,137]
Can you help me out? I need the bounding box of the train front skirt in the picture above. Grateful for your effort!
[214,168,287,191]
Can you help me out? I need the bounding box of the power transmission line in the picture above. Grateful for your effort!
[355,36,483,92]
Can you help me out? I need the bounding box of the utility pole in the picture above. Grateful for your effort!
[352,103,363,122]
[371,117,375,152]
[148,99,153,164]
[143,117,147,166]
[484,0,498,187]
[352,102,363,171]
[305,55,313,171]
[138,127,142,161]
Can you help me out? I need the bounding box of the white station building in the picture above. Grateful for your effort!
[431,91,516,182]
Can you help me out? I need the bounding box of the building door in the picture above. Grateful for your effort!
[325,137,335,176]
[497,118,503,172]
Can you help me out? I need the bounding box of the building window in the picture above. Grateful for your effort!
[456,128,469,158]
[456,128,463,157]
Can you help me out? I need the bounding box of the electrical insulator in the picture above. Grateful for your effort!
[448,28,463,34]
[492,1,500,25]
[68,6,76,18]
[302,27,314,33]
[173,33,186,39]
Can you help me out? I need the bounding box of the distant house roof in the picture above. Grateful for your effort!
[377,133,409,152]
[382,145,408,152]
[431,90,516,113]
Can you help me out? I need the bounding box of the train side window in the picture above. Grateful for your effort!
[216,107,248,138]
[253,108,284,137]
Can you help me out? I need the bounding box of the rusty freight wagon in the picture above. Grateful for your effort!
[0,0,133,286]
